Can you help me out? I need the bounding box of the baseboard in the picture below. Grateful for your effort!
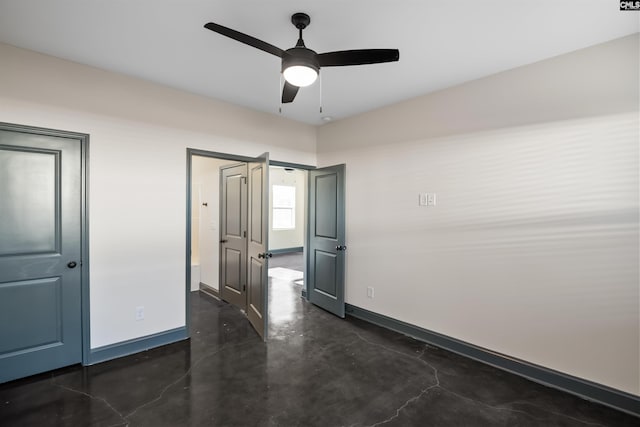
[270,247,303,255]
[88,327,188,365]
[345,304,640,417]
[199,282,220,299]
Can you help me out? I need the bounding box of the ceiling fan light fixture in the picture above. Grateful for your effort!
[283,65,318,87]
[281,46,319,88]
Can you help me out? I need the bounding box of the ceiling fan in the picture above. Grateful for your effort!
[204,13,400,104]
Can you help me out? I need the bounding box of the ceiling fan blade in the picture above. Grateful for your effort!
[318,49,399,67]
[204,22,285,58]
[282,81,299,103]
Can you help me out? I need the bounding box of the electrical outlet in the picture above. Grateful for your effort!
[135,306,145,321]
[367,287,375,298]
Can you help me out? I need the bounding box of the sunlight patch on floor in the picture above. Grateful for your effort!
[268,267,303,281]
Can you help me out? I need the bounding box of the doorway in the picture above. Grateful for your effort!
[190,156,239,298]
[187,150,271,340]
[186,149,346,340]
[268,166,306,299]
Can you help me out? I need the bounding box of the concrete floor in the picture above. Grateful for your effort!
[0,259,637,426]
[268,252,304,271]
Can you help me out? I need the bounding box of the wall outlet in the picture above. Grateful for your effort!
[135,306,145,321]
[367,287,375,298]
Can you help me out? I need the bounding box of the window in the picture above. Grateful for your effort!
[272,185,296,229]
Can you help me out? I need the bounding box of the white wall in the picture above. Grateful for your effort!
[317,34,639,395]
[269,167,306,251]
[0,42,316,349]
[191,182,201,267]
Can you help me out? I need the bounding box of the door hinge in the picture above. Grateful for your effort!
[243,284,246,292]
[243,230,247,238]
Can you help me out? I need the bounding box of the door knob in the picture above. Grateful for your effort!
[336,245,347,251]
[220,239,228,243]
[67,261,78,269]
[258,252,273,259]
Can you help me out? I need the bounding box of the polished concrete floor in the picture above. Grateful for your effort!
[0,261,637,426]
[267,252,304,271]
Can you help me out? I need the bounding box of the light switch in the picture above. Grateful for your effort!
[419,193,436,207]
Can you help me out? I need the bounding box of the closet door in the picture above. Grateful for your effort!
[0,127,83,382]
[219,163,247,310]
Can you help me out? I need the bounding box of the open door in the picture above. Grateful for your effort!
[247,153,270,340]
[219,163,248,311]
[307,164,346,318]
[218,155,270,340]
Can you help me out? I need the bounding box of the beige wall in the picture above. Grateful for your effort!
[318,35,638,153]
[317,34,639,395]
[0,42,317,348]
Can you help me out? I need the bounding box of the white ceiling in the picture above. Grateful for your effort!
[0,1,637,125]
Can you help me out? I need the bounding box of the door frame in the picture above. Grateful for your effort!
[0,122,91,366]
[185,148,313,336]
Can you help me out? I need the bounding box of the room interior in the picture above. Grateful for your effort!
[0,1,638,425]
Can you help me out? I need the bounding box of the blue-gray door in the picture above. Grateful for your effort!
[247,153,269,340]
[218,155,270,341]
[0,127,83,383]
[307,164,346,318]
[219,163,248,311]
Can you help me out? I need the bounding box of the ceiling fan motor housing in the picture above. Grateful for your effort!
[282,47,320,74]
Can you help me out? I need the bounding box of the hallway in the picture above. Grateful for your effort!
[0,263,636,426]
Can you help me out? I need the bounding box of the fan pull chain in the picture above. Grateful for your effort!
[279,74,283,114]
[319,72,323,114]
